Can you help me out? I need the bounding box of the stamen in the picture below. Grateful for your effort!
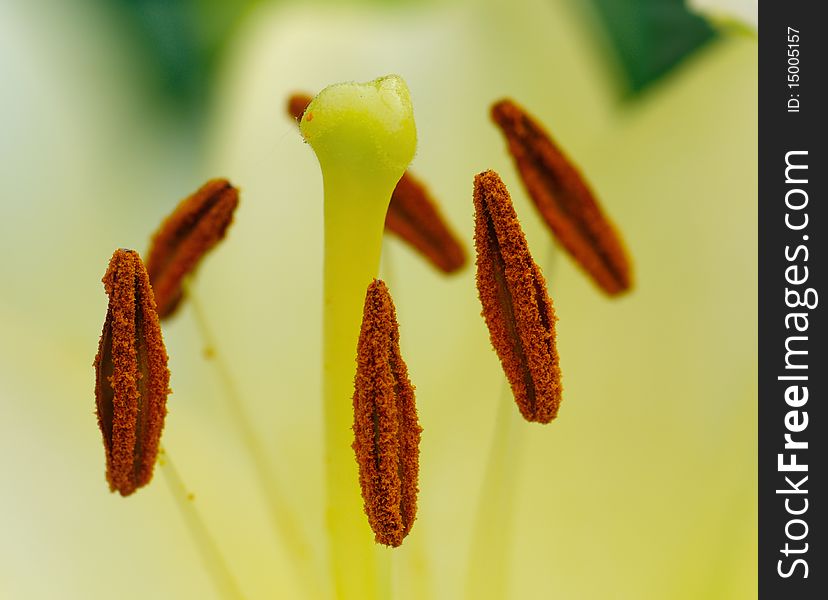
[473,171,562,423]
[158,449,244,600]
[491,99,632,295]
[145,179,240,318]
[288,93,466,274]
[94,248,170,495]
[384,173,467,274]
[352,279,421,547]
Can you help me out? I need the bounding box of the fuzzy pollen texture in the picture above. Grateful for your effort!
[352,279,422,547]
[473,170,563,424]
[384,172,467,274]
[491,99,632,295]
[94,249,171,496]
[145,179,239,318]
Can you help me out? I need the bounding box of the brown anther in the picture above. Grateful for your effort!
[473,171,562,424]
[145,179,239,319]
[94,249,171,496]
[287,93,466,274]
[384,173,467,274]
[287,93,313,122]
[491,99,632,295]
[352,279,422,547]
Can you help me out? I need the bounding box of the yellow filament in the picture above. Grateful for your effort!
[159,448,245,600]
[184,281,323,599]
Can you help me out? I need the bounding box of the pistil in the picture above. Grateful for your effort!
[300,75,417,598]
[289,92,466,275]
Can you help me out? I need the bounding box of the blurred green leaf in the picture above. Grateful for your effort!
[587,0,717,95]
[110,0,714,108]
[106,0,426,113]
[113,0,205,102]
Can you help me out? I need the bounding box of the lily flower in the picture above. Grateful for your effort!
[0,0,756,598]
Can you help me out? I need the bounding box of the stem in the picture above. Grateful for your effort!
[464,385,526,600]
[322,176,389,598]
[380,237,398,293]
[159,448,244,600]
[466,246,558,599]
[407,528,433,600]
[375,546,393,600]
[184,283,324,599]
[300,75,417,599]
